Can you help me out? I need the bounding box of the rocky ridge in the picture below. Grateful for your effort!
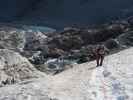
[0,20,132,75]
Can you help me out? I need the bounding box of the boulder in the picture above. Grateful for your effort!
[104,39,120,49]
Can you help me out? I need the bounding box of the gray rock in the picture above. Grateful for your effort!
[118,31,133,47]
[105,39,120,49]
[0,49,43,85]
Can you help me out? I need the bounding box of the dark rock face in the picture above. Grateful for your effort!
[80,24,126,44]
[49,32,84,51]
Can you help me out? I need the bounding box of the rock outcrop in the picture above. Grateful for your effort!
[0,49,43,86]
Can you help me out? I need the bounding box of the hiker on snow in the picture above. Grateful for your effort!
[94,45,109,67]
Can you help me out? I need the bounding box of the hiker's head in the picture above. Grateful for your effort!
[97,44,105,50]
[100,45,105,49]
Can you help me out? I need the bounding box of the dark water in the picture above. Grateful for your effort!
[0,0,133,28]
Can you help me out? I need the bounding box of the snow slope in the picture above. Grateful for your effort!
[0,47,133,100]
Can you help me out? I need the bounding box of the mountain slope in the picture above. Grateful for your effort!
[0,47,133,100]
[47,47,133,100]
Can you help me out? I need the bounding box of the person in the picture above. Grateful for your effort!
[94,45,109,67]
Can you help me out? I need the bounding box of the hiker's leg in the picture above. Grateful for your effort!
[96,55,100,67]
[100,55,104,66]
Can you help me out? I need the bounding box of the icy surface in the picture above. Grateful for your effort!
[0,48,133,100]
